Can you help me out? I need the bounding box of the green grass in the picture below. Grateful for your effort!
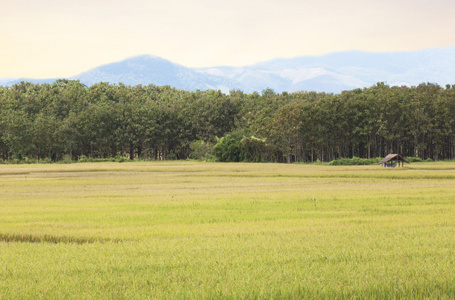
[1,162,454,299]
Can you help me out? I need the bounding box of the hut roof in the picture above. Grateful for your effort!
[378,154,410,164]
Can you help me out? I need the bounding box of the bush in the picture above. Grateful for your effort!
[310,159,325,165]
[77,155,90,162]
[405,157,436,163]
[328,156,381,166]
[7,158,21,165]
[59,154,73,164]
[212,134,243,162]
[406,157,424,162]
[212,131,274,163]
[39,158,53,164]
[77,155,129,163]
[169,150,176,160]
[16,157,30,164]
[189,140,214,161]
[115,156,129,163]
[239,136,268,162]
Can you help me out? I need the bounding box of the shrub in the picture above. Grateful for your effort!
[328,156,381,166]
[60,154,73,164]
[38,158,53,164]
[189,140,214,161]
[169,150,176,160]
[7,158,21,165]
[212,134,243,162]
[77,155,129,163]
[77,155,89,162]
[114,156,129,163]
[406,157,424,163]
[20,157,33,164]
[239,136,268,162]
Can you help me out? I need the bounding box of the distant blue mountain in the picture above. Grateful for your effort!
[3,46,455,93]
[71,55,236,91]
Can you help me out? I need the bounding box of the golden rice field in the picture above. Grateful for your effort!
[0,161,454,299]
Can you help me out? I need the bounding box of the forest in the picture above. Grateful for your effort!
[0,80,454,163]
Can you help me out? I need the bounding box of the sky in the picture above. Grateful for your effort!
[2,0,455,78]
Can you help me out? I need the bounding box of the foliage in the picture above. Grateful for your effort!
[189,140,214,161]
[211,131,269,162]
[406,157,424,162]
[1,81,455,163]
[212,133,243,162]
[77,155,129,163]
[238,135,269,162]
[328,156,382,165]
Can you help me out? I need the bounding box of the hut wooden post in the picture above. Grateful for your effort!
[378,154,410,168]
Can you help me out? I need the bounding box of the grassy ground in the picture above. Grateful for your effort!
[1,161,454,299]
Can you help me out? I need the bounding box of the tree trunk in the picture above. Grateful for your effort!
[129,143,134,160]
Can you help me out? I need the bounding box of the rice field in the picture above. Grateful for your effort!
[0,161,454,299]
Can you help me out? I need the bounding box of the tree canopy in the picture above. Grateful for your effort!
[1,81,454,163]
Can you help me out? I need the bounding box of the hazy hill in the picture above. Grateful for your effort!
[2,46,455,93]
[72,55,236,91]
[197,46,455,93]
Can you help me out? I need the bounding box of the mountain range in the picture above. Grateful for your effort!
[3,46,455,94]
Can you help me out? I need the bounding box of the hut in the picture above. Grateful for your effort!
[378,154,410,167]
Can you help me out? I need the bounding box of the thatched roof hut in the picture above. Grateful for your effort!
[378,154,409,167]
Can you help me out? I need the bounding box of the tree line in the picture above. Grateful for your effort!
[0,80,454,163]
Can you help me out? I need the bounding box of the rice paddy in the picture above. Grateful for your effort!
[1,161,454,299]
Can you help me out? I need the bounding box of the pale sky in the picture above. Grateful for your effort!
[2,0,455,78]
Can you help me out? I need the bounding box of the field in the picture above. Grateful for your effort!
[1,161,454,299]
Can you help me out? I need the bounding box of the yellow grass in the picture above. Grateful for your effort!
[0,161,454,298]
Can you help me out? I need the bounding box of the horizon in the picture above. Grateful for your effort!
[2,45,455,81]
